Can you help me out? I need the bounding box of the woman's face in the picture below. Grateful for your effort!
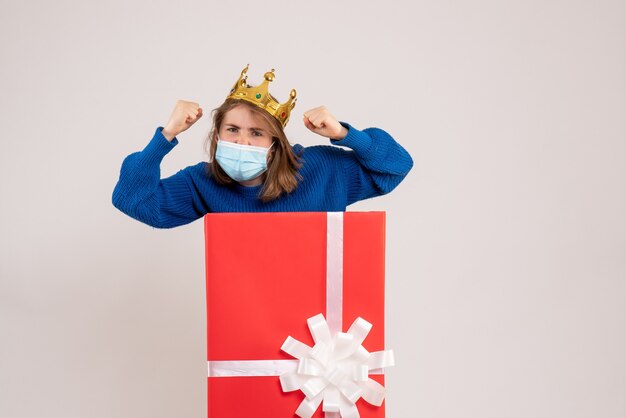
[218,104,274,148]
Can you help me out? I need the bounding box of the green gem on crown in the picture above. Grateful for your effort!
[255,93,262,99]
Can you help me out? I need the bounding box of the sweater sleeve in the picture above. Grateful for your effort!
[112,127,206,228]
[330,122,413,205]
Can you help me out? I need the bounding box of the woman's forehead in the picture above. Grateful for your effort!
[223,105,271,129]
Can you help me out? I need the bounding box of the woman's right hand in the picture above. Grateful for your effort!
[162,100,203,141]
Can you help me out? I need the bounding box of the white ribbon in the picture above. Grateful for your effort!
[207,212,394,417]
[209,359,298,377]
[326,211,344,335]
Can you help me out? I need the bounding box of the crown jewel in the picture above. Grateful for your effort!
[227,64,297,127]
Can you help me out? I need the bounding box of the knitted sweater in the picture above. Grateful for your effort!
[112,122,413,228]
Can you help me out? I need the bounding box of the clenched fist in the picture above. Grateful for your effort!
[162,100,203,141]
[303,106,348,140]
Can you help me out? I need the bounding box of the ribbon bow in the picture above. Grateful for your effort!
[279,313,395,418]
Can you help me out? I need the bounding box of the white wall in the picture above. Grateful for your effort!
[1,0,625,417]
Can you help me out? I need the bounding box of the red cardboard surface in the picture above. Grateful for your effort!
[205,212,386,417]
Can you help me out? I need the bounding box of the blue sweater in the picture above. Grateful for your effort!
[112,122,413,228]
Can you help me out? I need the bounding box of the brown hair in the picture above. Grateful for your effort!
[205,98,302,202]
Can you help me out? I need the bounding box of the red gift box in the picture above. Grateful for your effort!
[204,212,393,417]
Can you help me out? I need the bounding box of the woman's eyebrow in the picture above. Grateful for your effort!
[224,123,265,132]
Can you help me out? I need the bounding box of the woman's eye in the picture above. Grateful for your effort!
[252,131,262,137]
[226,127,237,132]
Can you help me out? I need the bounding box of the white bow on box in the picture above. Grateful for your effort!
[281,313,394,418]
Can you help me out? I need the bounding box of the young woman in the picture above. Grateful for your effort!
[112,66,414,228]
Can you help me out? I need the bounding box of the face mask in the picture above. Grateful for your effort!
[215,138,273,182]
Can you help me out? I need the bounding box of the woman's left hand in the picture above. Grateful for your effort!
[303,106,348,140]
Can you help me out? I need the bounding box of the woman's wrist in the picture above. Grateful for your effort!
[161,126,177,142]
[330,125,349,141]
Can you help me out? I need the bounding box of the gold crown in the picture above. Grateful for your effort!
[227,64,297,127]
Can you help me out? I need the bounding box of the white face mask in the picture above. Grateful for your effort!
[215,138,273,182]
